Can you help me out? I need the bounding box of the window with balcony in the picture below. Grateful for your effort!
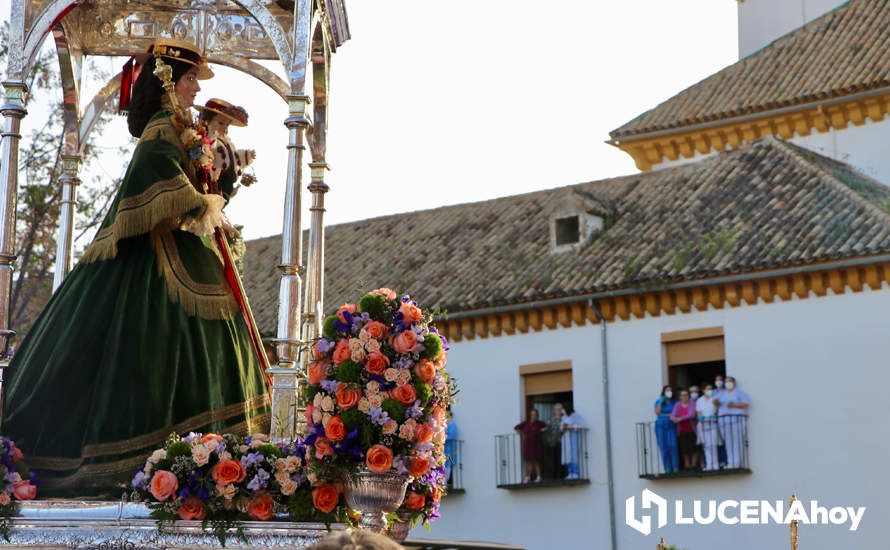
[495,361,589,489]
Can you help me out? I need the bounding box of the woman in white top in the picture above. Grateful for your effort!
[696,384,721,471]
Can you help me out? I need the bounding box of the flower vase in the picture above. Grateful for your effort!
[387,509,414,543]
[345,468,410,533]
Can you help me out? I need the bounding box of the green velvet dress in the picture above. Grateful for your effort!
[2,110,269,496]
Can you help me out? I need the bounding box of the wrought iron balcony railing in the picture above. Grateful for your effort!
[495,428,590,489]
[636,414,751,479]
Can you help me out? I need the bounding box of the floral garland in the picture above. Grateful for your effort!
[304,288,454,529]
[0,437,37,541]
[131,433,350,545]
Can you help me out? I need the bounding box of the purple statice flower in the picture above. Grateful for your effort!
[369,407,390,426]
[241,452,264,469]
[405,400,424,420]
[247,468,270,491]
[131,471,148,490]
[320,379,340,393]
[315,338,334,355]
[392,455,409,476]
[439,334,450,352]
[182,433,200,445]
[393,357,415,370]
[433,373,447,392]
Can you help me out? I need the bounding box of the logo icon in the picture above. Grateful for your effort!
[626,489,668,535]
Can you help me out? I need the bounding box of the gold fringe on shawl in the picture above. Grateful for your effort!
[80,174,205,263]
[149,228,239,320]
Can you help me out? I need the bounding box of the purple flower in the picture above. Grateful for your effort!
[247,469,270,491]
[316,338,334,354]
[393,456,409,476]
[406,400,423,420]
[131,471,148,490]
[320,379,340,393]
[241,452,264,469]
[182,433,200,444]
[393,357,415,370]
[433,373,447,392]
[369,407,390,426]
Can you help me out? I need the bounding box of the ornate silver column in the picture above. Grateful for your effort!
[0,81,27,427]
[53,155,80,291]
[268,94,310,442]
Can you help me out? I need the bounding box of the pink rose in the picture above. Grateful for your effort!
[370,288,397,301]
[149,470,178,502]
[10,446,23,463]
[12,481,35,501]
[332,339,351,365]
[390,331,418,355]
[363,321,388,340]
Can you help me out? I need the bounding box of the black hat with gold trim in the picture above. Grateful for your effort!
[202,98,249,127]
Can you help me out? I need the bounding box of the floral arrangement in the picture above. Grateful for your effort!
[131,433,349,544]
[179,126,214,174]
[303,288,454,528]
[0,437,37,540]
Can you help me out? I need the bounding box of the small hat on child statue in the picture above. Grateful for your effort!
[135,38,214,79]
[202,98,249,127]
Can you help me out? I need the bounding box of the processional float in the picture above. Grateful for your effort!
[0,0,348,546]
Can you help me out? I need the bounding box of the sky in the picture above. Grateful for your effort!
[3,1,739,241]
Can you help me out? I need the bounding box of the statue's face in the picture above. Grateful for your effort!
[207,116,230,139]
[174,67,201,108]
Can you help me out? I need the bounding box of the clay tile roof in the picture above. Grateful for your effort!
[241,138,890,335]
[610,0,890,139]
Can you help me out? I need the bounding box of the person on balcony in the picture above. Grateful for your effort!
[654,385,679,474]
[514,409,547,483]
[544,402,565,479]
[444,410,459,487]
[713,376,750,469]
[696,384,721,471]
[670,389,698,470]
[560,405,584,480]
[1,39,269,496]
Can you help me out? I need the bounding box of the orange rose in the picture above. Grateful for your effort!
[409,457,430,478]
[399,302,423,325]
[212,459,246,486]
[247,493,274,521]
[390,331,417,355]
[434,352,447,370]
[391,384,417,405]
[312,483,340,513]
[364,351,390,375]
[431,486,443,502]
[332,339,351,365]
[178,496,207,520]
[364,321,387,340]
[405,492,426,510]
[431,405,446,426]
[201,433,223,445]
[308,361,326,384]
[414,423,433,444]
[365,444,394,474]
[315,438,334,459]
[12,481,36,501]
[325,416,346,441]
[414,359,436,384]
[336,385,362,409]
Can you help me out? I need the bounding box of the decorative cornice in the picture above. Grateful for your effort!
[613,92,890,171]
[436,262,890,343]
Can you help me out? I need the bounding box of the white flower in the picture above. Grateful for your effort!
[358,398,371,413]
[250,434,269,449]
[275,458,288,472]
[384,368,399,383]
[216,484,237,500]
[359,329,371,343]
[321,412,332,426]
[148,450,167,464]
[313,393,323,406]
[351,349,366,363]
[399,419,417,441]
[397,369,412,386]
[203,439,219,452]
[320,395,334,412]
[280,478,298,496]
[348,338,364,353]
[192,445,211,466]
[382,420,398,435]
[239,445,250,454]
[307,472,318,485]
[218,451,232,461]
[312,407,323,424]
[285,455,302,472]
[366,381,381,395]
[365,339,380,353]
[369,394,384,408]
[275,470,291,485]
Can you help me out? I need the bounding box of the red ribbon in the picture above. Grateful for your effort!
[118,57,140,114]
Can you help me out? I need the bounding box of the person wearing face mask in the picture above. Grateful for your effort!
[696,384,721,471]
[713,374,728,467]
[712,376,750,469]
[654,385,679,474]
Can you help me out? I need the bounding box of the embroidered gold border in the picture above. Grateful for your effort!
[150,229,239,320]
[29,395,270,472]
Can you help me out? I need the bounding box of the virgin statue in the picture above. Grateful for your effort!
[1,38,269,496]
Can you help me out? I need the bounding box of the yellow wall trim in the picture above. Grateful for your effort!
[437,262,890,343]
[614,92,890,171]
